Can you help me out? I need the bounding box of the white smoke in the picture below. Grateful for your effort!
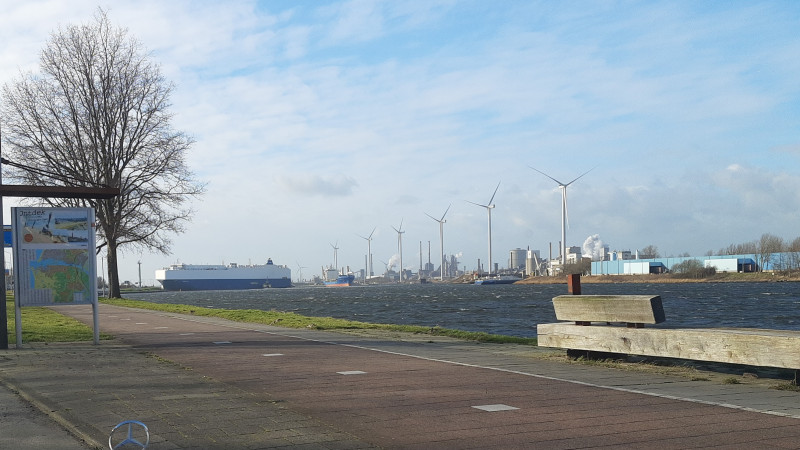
[387,254,401,271]
[582,234,606,260]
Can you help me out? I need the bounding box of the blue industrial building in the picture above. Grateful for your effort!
[591,254,765,275]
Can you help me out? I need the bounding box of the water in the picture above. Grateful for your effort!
[125,282,800,338]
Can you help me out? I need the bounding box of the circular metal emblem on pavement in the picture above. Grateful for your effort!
[108,420,150,449]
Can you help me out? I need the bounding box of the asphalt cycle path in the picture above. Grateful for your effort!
[6,303,798,449]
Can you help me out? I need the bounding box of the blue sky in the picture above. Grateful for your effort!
[2,1,800,284]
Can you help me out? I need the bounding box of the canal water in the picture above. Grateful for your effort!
[125,282,800,339]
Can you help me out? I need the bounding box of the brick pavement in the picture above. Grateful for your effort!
[2,303,799,449]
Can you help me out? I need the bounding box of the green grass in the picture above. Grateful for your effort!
[4,299,112,344]
[101,297,538,345]
[2,294,537,345]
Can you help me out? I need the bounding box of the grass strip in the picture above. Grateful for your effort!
[4,299,112,344]
[101,297,537,345]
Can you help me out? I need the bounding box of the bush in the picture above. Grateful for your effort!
[670,260,716,278]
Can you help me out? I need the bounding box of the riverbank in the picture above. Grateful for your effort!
[516,272,800,284]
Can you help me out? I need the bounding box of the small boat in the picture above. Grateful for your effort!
[474,275,520,285]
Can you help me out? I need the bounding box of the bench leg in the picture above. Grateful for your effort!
[794,370,799,386]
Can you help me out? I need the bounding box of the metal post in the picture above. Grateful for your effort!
[0,151,7,349]
[568,274,581,295]
[14,289,22,348]
[92,300,99,345]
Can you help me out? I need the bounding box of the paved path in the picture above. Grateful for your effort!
[1,303,800,449]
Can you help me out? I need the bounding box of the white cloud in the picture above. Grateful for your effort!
[276,174,358,197]
[2,1,800,283]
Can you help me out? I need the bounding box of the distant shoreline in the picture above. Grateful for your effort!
[515,272,800,284]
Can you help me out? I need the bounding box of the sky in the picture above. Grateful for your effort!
[1,1,800,285]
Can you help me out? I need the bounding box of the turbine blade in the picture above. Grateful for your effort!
[488,181,501,205]
[440,204,451,221]
[529,166,565,186]
[465,199,488,208]
[425,212,438,222]
[565,166,596,186]
[368,227,376,239]
[563,187,570,229]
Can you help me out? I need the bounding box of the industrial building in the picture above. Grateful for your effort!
[591,254,759,275]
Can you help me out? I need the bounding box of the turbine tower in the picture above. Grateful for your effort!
[425,205,451,281]
[358,227,377,277]
[330,241,339,271]
[467,182,500,276]
[530,166,594,267]
[391,219,405,281]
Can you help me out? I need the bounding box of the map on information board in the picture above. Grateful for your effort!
[13,208,97,306]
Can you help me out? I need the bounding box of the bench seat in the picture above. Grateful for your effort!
[538,294,800,371]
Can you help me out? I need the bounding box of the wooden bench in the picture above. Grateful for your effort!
[537,295,800,376]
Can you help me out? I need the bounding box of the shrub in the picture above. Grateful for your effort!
[670,260,716,278]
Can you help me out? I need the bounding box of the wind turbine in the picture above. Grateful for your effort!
[467,182,501,276]
[379,260,390,277]
[530,166,594,267]
[330,241,339,271]
[391,219,405,281]
[358,227,376,277]
[425,205,451,281]
[295,261,307,283]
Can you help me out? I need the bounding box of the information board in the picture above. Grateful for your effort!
[12,207,97,306]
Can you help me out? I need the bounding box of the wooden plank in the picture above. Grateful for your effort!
[552,295,665,324]
[537,323,800,369]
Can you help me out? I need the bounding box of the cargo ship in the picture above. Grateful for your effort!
[325,273,355,287]
[322,266,355,287]
[155,259,291,291]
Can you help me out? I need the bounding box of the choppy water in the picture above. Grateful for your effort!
[125,282,800,338]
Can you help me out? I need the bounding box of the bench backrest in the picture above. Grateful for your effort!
[552,295,666,324]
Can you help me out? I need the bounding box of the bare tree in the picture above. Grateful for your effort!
[787,236,800,272]
[757,233,784,272]
[1,10,204,297]
[639,245,660,259]
[721,241,758,256]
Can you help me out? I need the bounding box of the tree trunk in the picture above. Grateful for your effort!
[107,241,121,298]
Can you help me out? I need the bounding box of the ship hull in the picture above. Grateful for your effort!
[474,277,518,285]
[159,277,291,291]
